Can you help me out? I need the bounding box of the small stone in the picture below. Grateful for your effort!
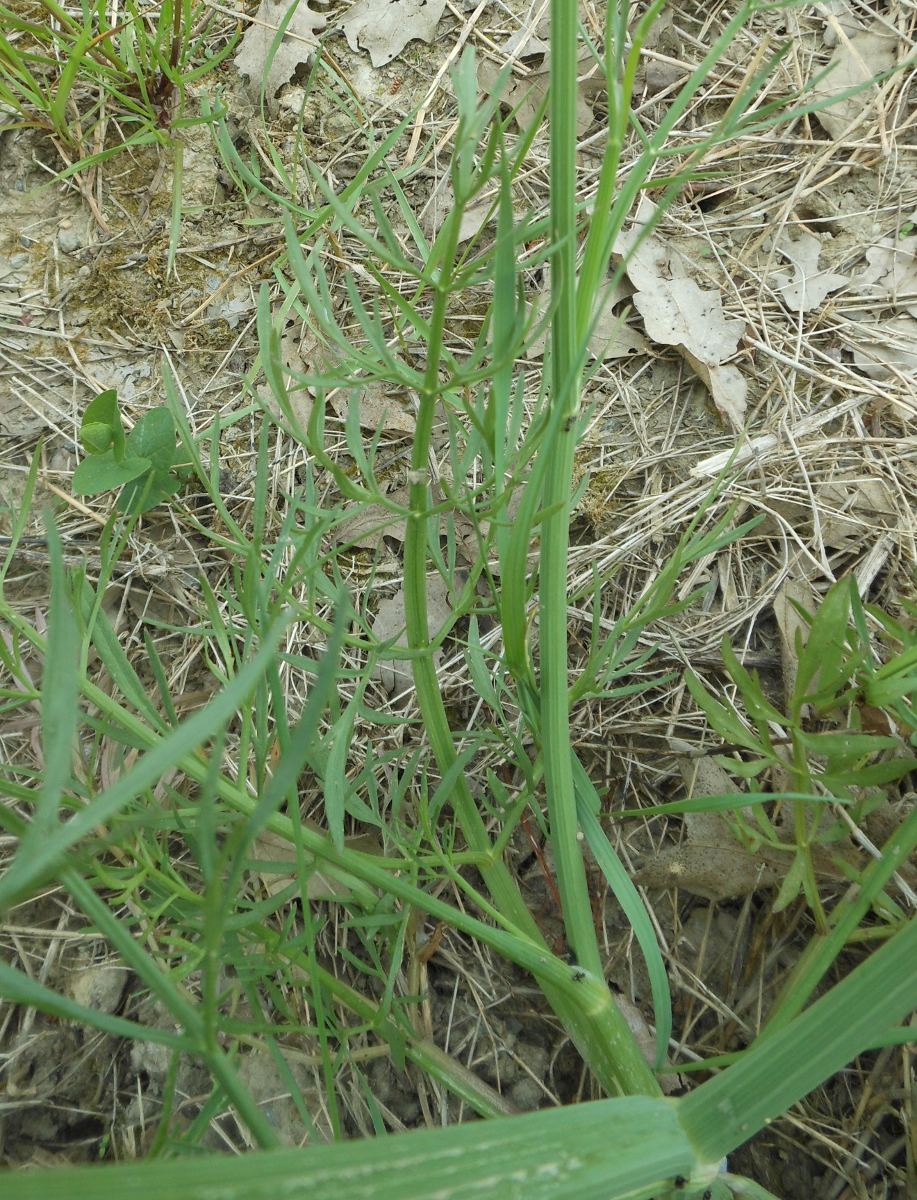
[69,965,128,1014]
[508,1075,544,1110]
[519,1043,548,1078]
[278,86,306,112]
[57,223,84,254]
[131,1038,171,1080]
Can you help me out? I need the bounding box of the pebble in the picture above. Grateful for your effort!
[57,222,84,253]
[69,965,128,1013]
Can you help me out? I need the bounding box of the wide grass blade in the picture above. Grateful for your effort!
[680,910,917,1163]
[2,1094,696,1200]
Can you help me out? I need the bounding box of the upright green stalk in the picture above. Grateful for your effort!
[402,204,516,913]
[541,0,607,984]
[535,0,660,1093]
[400,199,549,952]
[400,48,656,1093]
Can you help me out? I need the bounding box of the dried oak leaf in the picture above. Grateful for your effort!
[635,754,860,900]
[478,51,596,139]
[371,574,451,695]
[257,328,315,429]
[840,230,917,383]
[773,573,817,711]
[252,827,382,900]
[811,19,898,140]
[771,230,848,312]
[847,314,917,381]
[330,385,417,435]
[616,203,747,428]
[477,15,600,137]
[340,0,448,68]
[526,277,648,361]
[852,234,917,318]
[336,487,409,553]
[235,0,327,100]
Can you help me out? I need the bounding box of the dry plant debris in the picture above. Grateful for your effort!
[615,198,749,428]
[811,15,900,140]
[235,0,328,98]
[478,11,600,137]
[770,228,849,312]
[340,0,450,68]
[235,0,454,94]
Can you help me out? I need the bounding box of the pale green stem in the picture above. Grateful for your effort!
[541,0,610,983]
[399,137,656,1093]
[524,0,659,1095]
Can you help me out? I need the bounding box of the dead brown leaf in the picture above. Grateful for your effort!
[526,277,648,361]
[811,19,897,140]
[252,826,382,900]
[339,0,448,69]
[615,201,747,428]
[235,0,326,101]
[330,385,416,435]
[478,21,597,138]
[847,315,917,381]
[758,474,897,550]
[773,573,817,711]
[854,234,917,318]
[840,231,917,383]
[371,574,451,694]
[336,487,409,552]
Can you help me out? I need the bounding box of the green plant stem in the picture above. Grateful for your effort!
[397,7,659,1095]
[7,912,917,1196]
[576,1,647,319]
[541,0,615,996]
[540,0,594,972]
[399,160,655,1093]
[790,734,829,932]
[402,207,522,923]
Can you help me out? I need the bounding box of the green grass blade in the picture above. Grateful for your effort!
[79,578,166,728]
[0,1094,697,1200]
[0,442,41,582]
[0,615,291,913]
[680,912,917,1164]
[574,763,672,1070]
[36,520,79,827]
[49,23,96,134]
[5,521,80,870]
